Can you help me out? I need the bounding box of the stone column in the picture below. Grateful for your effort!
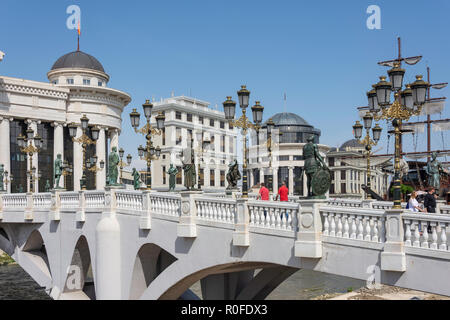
[0,117,11,192]
[273,168,278,196]
[110,128,119,152]
[53,122,64,189]
[249,169,254,189]
[96,127,106,190]
[260,169,264,185]
[303,170,308,197]
[29,120,39,193]
[204,162,210,187]
[288,166,294,195]
[73,126,83,192]
[381,209,406,272]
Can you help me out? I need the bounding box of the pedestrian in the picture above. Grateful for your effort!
[257,182,269,201]
[408,191,425,213]
[275,181,289,202]
[424,187,437,213]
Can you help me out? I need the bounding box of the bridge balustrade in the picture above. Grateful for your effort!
[84,191,106,209]
[2,193,28,209]
[59,192,81,210]
[403,213,450,251]
[32,193,52,209]
[115,190,143,212]
[248,200,298,233]
[195,196,236,225]
[149,192,181,218]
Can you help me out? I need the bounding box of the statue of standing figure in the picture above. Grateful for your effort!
[167,164,179,192]
[45,180,51,192]
[226,159,241,190]
[182,148,196,190]
[302,135,330,198]
[0,164,4,191]
[426,152,446,193]
[54,154,63,189]
[132,168,142,190]
[107,146,120,186]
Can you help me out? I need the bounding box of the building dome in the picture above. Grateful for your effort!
[51,51,105,73]
[340,139,364,150]
[264,112,310,126]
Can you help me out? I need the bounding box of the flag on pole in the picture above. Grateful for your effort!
[77,19,81,35]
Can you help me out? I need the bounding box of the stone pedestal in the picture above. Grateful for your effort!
[75,191,85,222]
[50,190,64,221]
[295,199,326,258]
[233,199,250,246]
[24,193,33,221]
[361,199,374,209]
[381,209,406,272]
[105,185,126,191]
[177,191,202,238]
[139,191,152,230]
[225,188,240,199]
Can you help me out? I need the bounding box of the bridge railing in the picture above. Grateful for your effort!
[439,205,450,215]
[195,196,236,224]
[115,190,143,212]
[149,192,181,218]
[403,212,450,251]
[2,193,28,209]
[59,192,81,210]
[248,200,299,233]
[327,198,363,208]
[32,193,52,210]
[84,191,106,209]
[320,205,386,244]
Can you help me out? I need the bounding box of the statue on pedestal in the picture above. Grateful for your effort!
[226,159,241,190]
[0,164,4,191]
[302,135,331,198]
[54,154,63,189]
[132,168,142,190]
[426,152,446,193]
[45,180,51,192]
[182,148,196,190]
[107,146,120,186]
[167,164,178,192]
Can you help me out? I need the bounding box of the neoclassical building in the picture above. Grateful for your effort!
[247,112,329,196]
[150,96,238,191]
[0,50,131,193]
[327,139,390,199]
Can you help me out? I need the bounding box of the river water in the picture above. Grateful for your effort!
[0,264,364,300]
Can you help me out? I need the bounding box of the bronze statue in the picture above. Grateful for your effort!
[132,168,142,190]
[226,159,241,190]
[107,146,120,185]
[182,148,196,190]
[54,154,63,189]
[302,135,330,198]
[45,180,51,192]
[426,152,446,192]
[167,164,178,192]
[0,164,4,191]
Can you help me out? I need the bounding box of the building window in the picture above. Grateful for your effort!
[278,155,290,161]
[229,122,233,129]
[37,122,54,192]
[162,155,166,160]
[66,78,74,84]
[229,137,234,153]
[52,80,58,85]
[163,166,166,185]
[176,166,182,184]
[330,184,335,194]
[176,127,182,145]
[293,155,304,161]
[220,170,225,187]
[83,79,91,85]
[198,116,204,125]
[278,167,289,189]
[10,120,28,193]
[341,183,346,194]
[187,129,193,146]
[210,135,215,152]
[162,128,165,145]
[176,111,182,120]
[210,119,215,127]
[293,167,303,195]
[341,170,346,180]
[199,168,204,186]
[328,157,335,167]
[220,121,225,129]
[187,113,193,122]
[98,81,103,87]
[253,168,260,186]
[221,135,225,152]
[210,169,215,186]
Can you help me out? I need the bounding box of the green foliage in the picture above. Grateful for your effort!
[0,254,16,265]
[390,184,414,195]
[347,287,353,292]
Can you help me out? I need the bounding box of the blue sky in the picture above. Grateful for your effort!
[1,0,449,167]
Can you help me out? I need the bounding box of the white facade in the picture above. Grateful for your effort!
[0,50,131,192]
[150,96,238,191]
[327,141,390,199]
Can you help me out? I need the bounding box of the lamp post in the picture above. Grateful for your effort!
[2,171,12,192]
[353,114,382,199]
[17,127,43,193]
[118,148,132,185]
[265,118,275,192]
[129,100,165,190]
[68,115,100,190]
[194,131,211,189]
[87,155,105,189]
[367,43,428,208]
[223,86,264,198]
[61,161,73,191]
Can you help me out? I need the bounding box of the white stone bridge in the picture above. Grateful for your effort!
[0,190,450,300]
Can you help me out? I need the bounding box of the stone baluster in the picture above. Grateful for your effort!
[322,212,329,236]
[343,214,349,238]
[276,208,281,229]
[330,213,336,237]
[365,217,372,241]
[413,221,421,247]
[287,209,292,231]
[357,216,364,240]
[421,222,429,248]
[350,216,357,239]
[404,220,412,246]
[249,205,255,226]
[336,214,343,237]
[372,217,379,242]
[439,222,447,251]
[430,223,438,250]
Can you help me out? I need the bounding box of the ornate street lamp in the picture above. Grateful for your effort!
[68,114,99,190]
[368,39,429,208]
[118,148,132,185]
[61,161,73,191]
[129,100,165,190]
[17,127,43,193]
[353,115,382,199]
[223,85,264,198]
[87,154,104,189]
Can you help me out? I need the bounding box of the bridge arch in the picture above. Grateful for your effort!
[128,243,177,299]
[61,235,96,300]
[140,260,298,300]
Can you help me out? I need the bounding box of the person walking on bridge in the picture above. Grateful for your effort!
[257,182,270,201]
